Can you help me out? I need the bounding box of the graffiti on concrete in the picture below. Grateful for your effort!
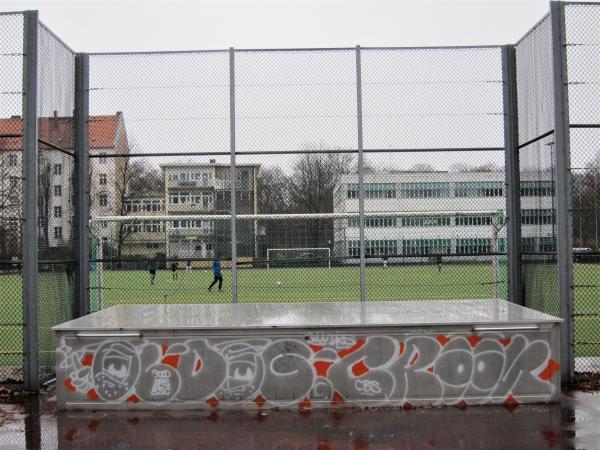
[57,332,560,408]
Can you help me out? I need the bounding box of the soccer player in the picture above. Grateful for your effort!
[436,255,442,272]
[147,260,157,285]
[171,261,178,280]
[383,250,388,269]
[208,257,223,292]
[185,260,192,273]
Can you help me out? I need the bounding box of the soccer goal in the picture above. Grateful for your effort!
[266,248,331,269]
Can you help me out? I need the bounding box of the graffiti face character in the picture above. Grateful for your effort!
[217,342,264,401]
[93,342,141,401]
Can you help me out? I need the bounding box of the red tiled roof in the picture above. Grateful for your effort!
[0,114,120,152]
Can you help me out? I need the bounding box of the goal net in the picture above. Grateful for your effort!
[266,248,331,269]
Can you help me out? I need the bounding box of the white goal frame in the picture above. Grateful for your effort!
[266,247,331,269]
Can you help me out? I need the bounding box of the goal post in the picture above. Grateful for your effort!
[266,248,331,269]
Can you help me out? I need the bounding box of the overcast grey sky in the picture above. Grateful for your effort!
[2,0,557,52]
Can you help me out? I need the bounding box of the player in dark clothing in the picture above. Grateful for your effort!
[171,262,178,280]
[147,261,157,285]
[208,258,223,292]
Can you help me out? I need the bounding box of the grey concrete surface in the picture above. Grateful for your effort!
[0,387,599,449]
[53,299,562,331]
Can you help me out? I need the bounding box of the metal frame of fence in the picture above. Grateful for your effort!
[2,1,599,390]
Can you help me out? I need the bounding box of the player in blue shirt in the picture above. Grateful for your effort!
[208,257,223,292]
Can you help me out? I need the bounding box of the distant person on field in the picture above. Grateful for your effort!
[171,262,178,280]
[147,260,157,285]
[383,250,388,269]
[436,255,442,272]
[208,257,223,292]
[186,260,192,272]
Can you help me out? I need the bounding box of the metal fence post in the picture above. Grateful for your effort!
[22,10,39,391]
[356,45,366,302]
[550,0,574,382]
[75,53,90,316]
[501,45,522,305]
[229,47,238,303]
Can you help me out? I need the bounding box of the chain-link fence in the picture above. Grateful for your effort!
[86,46,508,307]
[565,3,600,377]
[0,12,25,384]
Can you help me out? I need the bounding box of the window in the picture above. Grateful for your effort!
[54,206,62,218]
[54,227,63,239]
[99,173,107,185]
[455,181,503,198]
[9,176,19,188]
[53,164,62,176]
[456,238,492,254]
[402,239,451,255]
[399,182,449,198]
[348,217,397,228]
[521,209,554,225]
[455,214,494,226]
[347,183,396,199]
[99,154,107,164]
[54,185,62,196]
[99,193,108,207]
[347,240,397,256]
[400,216,451,227]
[8,154,18,166]
[520,181,554,197]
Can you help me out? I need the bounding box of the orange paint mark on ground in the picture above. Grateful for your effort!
[309,344,323,352]
[206,396,219,408]
[409,352,419,366]
[331,391,345,406]
[402,401,415,409]
[194,358,202,373]
[337,339,365,358]
[161,354,180,369]
[436,335,450,346]
[504,395,519,407]
[538,359,560,381]
[81,353,93,367]
[426,367,434,373]
[87,389,99,401]
[467,336,482,347]
[499,338,512,347]
[64,378,76,392]
[65,428,77,441]
[351,360,370,377]
[314,360,334,377]
[399,341,405,355]
[127,394,140,404]
[456,400,468,409]
[254,395,266,408]
[161,344,168,355]
[88,420,100,432]
[298,397,311,412]
[207,411,219,422]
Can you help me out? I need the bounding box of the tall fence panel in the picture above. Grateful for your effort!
[36,22,78,382]
[0,12,25,384]
[86,46,508,306]
[565,2,600,377]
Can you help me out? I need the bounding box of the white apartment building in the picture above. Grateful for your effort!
[333,171,555,259]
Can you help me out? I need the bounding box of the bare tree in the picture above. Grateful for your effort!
[0,153,22,260]
[256,166,290,214]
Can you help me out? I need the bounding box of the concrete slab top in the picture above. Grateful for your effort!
[53,299,562,332]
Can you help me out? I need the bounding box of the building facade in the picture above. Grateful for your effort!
[333,171,554,261]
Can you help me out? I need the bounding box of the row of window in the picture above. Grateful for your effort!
[521,209,555,225]
[124,199,164,212]
[347,238,507,256]
[346,181,555,199]
[169,193,214,207]
[522,237,556,252]
[347,214,504,228]
[122,221,164,233]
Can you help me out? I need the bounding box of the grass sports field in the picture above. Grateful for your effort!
[1,262,599,374]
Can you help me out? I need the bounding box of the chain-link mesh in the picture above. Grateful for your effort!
[516,14,560,323]
[86,47,508,306]
[0,13,24,384]
[565,3,600,376]
[36,22,78,382]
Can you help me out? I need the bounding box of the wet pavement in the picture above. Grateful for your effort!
[0,388,599,449]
